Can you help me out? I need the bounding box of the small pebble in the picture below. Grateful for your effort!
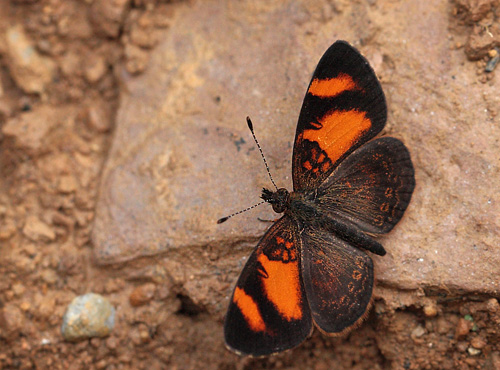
[457,341,468,352]
[129,283,156,307]
[11,283,26,297]
[57,175,78,193]
[89,0,129,38]
[468,347,481,356]
[22,215,56,242]
[486,298,499,313]
[455,318,470,338]
[85,104,112,133]
[84,55,107,84]
[411,325,426,339]
[465,358,477,366]
[436,317,452,335]
[485,48,500,73]
[423,302,438,317]
[61,293,115,341]
[4,25,56,94]
[0,303,25,337]
[125,43,149,74]
[36,294,56,320]
[40,269,58,285]
[103,279,124,294]
[19,301,31,312]
[106,336,118,350]
[470,336,487,349]
[0,219,17,240]
[139,327,151,343]
[424,319,434,332]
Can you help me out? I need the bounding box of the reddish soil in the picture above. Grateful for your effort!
[1,1,499,369]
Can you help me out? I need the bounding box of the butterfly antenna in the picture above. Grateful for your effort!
[246,116,278,191]
[217,117,278,225]
[217,200,266,224]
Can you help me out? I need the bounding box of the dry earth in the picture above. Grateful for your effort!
[0,0,499,369]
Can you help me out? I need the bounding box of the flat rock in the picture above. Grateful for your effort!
[92,0,500,308]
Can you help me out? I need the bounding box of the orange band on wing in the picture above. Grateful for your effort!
[308,73,360,98]
[233,287,266,332]
[301,110,371,165]
[257,254,303,321]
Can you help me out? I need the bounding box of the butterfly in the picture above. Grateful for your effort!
[222,40,415,356]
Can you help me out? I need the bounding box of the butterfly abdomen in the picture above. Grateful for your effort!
[288,192,386,256]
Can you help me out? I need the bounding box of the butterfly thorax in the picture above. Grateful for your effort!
[262,188,320,225]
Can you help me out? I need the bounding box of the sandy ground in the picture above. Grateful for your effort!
[1,0,499,369]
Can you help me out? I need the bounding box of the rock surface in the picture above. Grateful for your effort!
[92,0,500,300]
[0,0,499,369]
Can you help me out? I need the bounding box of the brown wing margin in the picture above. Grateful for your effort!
[292,41,387,192]
[301,226,374,334]
[224,216,312,356]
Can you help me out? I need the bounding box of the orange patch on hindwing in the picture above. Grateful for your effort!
[233,287,266,332]
[301,110,371,166]
[308,73,360,98]
[257,253,303,321]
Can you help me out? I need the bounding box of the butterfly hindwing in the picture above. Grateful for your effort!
[293,41,387,192]
[316,137,415,235]
[301,225,374,334]
[224,216,312,356]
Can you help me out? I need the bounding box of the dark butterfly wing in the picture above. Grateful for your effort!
[292,41,387,192]
[224,216,312,356]
[301,225,374,334]
[315,137,415,235]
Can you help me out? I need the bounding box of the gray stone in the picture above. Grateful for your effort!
[61,293,115,341]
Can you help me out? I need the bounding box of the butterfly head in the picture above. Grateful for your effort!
[261,188,290,214]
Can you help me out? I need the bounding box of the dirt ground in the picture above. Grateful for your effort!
[1,0,500,369]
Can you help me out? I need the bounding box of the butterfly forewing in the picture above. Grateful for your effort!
[301,226,374,334]
[293,41,387,192]
[224,216,312,356]
[316,137,415,234]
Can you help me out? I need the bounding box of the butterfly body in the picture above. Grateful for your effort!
[223,41,415,357]
[262,186,385,256]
